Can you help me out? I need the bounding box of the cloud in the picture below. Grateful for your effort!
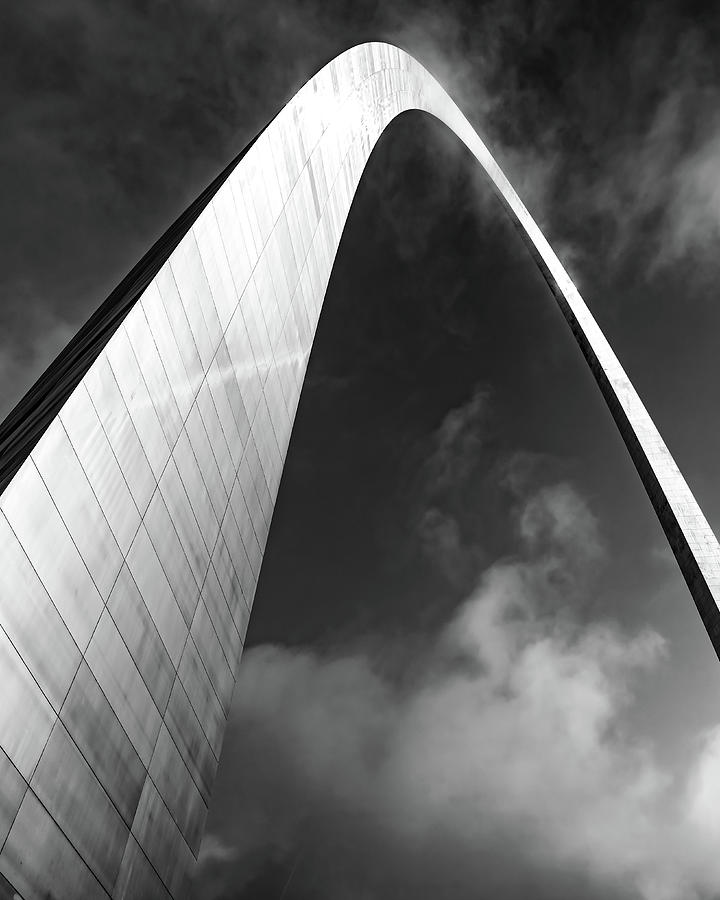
[424,387,489,491]
[387,1,566,237]
[410,387,493,585]
[417,506,469,586]
[391,1,720,281]
[538,16,720,280]
[656,108,720,267]
[411,392,590,592]
[518,481,603,570]
[195,482,720,900]
[584,53,720,276]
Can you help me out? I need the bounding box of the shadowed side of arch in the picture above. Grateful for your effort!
[0,41,718,900]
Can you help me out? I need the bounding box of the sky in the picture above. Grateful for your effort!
[4,1,720,899]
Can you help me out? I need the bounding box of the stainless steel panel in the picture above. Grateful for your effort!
[158,457,210,590]
[275,209,300,298]
[253,251,282,350]
[84,352,156,516]
[252,394,282,499]
[113,834,172,900]
[264,235,291,340]
[184,229,224,357]
[0,512,80,711]
[132,775,195,896]
[60,382,141,556]
[202,561,241,670]
[236,449,263,541]
[169,235,218,371]
[144,488,199,628]
[85,609,162,767]
[243,434,272,538]
[222,488,253,574]
[256,133,284,223]
[0,460,103,650]
[227,171,262,264]
[277,309,302,409]
[215,337,251,447]
[192,205,238,333]
[140,282,195,421]
[61,661,146,827]
[206,355,243,471]
[171,427,218,556]
[239,543,263,606]
[0,789,108,900]
[164,678,218,803]
[285,182,311,272]
[149,724,208,855]
[185,405,226,525]
[106,565,174,713]
[124,301,184,447]
[290,286,312,363]
[238,146,273,248]
[177,637,225,758]
[234,593,251,651]
[190,598,235,716]
[31,416,123,601]
[213,520,248,620]
[0,618,56,780]
[155,260,204,399]
[106,324,171,481]
[31,721,128,892]
[210,188,254,301]
[0,749,26,850]
[241,276,274,389]
[264,368,291,456]
[126,523,187,667]
[230,473,263,580]
[223,302,263,423]
[196,381,234,496]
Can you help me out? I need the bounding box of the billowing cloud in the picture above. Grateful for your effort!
[195,483,720,900]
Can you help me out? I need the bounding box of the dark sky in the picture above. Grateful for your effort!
[4,2,720,899]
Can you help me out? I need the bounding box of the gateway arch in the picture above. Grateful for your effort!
[0,42,718,899]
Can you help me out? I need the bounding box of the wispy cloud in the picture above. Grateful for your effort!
[412,387,491,585]
[424,387,489,491]
[391,1,720,282]
[574,27,720,277]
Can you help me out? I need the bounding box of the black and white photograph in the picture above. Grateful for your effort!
[2,2,720,898]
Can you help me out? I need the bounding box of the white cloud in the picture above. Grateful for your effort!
[196,483,720,900]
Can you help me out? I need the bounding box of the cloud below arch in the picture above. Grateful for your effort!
[197,483,720,900]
